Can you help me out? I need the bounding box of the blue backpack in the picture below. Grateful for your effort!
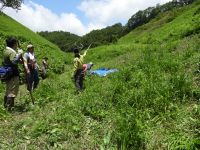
[0,66,13,82]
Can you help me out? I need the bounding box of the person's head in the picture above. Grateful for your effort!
[73,47,80,58]
[74,52,80,58]
[27,44,34,53]
[6,37,18,50]
[89,62,94,66]
[43,57,48,61]
[73,47,79,53]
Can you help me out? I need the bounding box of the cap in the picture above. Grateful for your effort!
[27,44,34,49]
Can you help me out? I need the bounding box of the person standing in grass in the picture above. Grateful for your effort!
[41,57,48,79]
[2,37,23,111]
[23,44,40,91]
[72,47,89,91]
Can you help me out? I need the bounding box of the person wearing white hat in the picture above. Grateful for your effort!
[23,44,40,91]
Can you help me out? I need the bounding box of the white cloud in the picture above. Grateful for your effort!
[78,0,172,25]
[2,0,172,36]
[3,1,87,36]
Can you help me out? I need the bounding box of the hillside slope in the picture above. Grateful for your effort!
[0,12,69,73]
[0,1,200,150]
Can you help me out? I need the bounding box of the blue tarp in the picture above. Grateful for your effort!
[90,68,119,77]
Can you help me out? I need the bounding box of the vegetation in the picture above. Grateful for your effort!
[79,23,124,50]
[126,0,196,33]
[0,1,200,149]
[39,0,197,53]
[39,23,124,52]
[0,0,23,10]
[38,31,81,52]
[0,12,68,75]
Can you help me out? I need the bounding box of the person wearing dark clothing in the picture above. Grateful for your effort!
[23,44,39,91]
[72,48,88,91]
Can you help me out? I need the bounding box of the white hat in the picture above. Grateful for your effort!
[27,44,34,49]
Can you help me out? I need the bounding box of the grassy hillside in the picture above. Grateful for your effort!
[0,1,200,150]
[0,12,69,73]
[38,31,81,52]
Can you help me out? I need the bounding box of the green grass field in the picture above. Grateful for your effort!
[0,1,200,149]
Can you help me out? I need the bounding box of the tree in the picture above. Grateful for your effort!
[38,31,80,52]
[0,0,23,10]
[126,0,196,33]
[39,23,124,52]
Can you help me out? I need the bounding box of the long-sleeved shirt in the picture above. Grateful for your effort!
[3,46,21,76]
[3,46,21,66]
[73,50,87,74]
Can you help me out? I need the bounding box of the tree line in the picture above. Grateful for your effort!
[38,31,80,52]
[39,0,196,52]
[125,0,196,33]
[0,0,23,10]
[38,23,125,52]
[1,0,196,52]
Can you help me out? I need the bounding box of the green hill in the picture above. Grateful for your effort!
[0,1,200,150]
[38,31,81,52]
[0,12,69,74]
[38,23,124,52]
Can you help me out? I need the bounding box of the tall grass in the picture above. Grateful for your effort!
[0,2,200,149]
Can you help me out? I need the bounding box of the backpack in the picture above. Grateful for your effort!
[0,66,13,82]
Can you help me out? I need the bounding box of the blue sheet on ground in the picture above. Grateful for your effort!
[90,68,119,77]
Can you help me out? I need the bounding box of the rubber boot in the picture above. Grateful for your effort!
[10,97,14,108]
[6,97,14,112]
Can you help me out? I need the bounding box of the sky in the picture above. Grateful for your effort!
[2,0,171,36]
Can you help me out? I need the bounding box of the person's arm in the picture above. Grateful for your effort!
[23,53,30,74]
[43,60,48,68]
[82,44,92,57]
[9,51,22,65]
[36,62,40,70]
[82,50,88,57]
[18,49,24,63]
[71,58,77,79]
[43,60,47,65]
